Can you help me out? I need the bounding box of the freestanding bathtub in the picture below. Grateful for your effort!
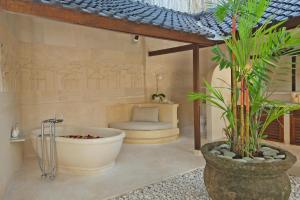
[31,126,125,175]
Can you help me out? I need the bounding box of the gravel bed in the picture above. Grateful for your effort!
[108,168,300,200]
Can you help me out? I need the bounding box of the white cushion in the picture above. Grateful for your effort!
[131,107,159,122]
[109,122,173,131]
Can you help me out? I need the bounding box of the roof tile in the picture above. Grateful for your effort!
[34,0,300,40]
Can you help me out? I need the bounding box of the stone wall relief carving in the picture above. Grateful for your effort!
[54,63,84,102]
[0,43,19,93]
[85,63,144,101]
[17,60,145,103]
[59,66,83,91]
[87,67,106,90]
[0,43,4,92]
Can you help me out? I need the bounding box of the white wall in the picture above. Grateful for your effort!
[206,67,231,141]
[206,55,300,142]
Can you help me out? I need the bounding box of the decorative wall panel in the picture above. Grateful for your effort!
[290,110,300,145]
[260,114,284,142]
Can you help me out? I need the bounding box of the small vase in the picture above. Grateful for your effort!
[153,96,160,102]
[11,126,20,138]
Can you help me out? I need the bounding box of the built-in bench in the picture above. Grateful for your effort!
[107,103,179,144]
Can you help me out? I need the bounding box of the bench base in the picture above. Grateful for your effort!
[123,128,180,144]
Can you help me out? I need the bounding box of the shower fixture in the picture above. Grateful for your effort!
[37,117,63,180]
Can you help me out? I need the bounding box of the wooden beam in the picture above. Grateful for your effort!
[193,46,201,150]
[282,16,300,31]
[292,56,297,92]
[0,0,218,46]
[148,44,206,57]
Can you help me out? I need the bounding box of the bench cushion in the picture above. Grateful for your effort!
[109,121,173,131]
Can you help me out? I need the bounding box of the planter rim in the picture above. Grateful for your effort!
[201,141,297,176]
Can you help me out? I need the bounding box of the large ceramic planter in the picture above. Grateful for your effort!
[201,141,297,200]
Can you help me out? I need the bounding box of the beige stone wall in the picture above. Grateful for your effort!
[0,12,23,199]
[206,54,299,142]
[3,12,218,157]
[268,55,299,102]
[206,67,231,141]
[145,38,216,135]
[9,14,146,156]
[268,56,293,93]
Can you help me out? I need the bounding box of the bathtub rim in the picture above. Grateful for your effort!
[31,127,125,145]
[58,161,116,176]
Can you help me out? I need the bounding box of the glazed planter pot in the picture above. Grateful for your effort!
[201,141,297,200]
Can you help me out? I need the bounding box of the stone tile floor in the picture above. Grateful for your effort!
[4,134,300,200]
[4,134,205,200]
[109,168,300,200]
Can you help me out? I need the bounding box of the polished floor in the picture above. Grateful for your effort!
[4,134,300,200]
[4,134,205,200]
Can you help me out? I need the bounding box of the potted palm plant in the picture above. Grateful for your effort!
[189,0,300,199]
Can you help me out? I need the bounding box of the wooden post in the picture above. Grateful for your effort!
[292,56,297,92]
[193,46,201,150]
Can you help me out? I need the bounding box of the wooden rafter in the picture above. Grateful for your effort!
[0,0,218,45]
[148,44,206,57]
[280,16,300,31]
[292,56,297,92]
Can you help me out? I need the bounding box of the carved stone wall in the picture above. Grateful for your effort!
[7,14,145,156]
[145,38,216,135]
[0,11,23,199]
[6,12,217,157]
[16,44,144,105]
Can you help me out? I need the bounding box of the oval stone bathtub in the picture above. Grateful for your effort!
[31,127,125,175]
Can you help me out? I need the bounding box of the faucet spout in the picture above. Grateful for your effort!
[42,118,64,124]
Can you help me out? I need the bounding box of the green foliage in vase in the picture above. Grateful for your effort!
[189,0,300,156]
[152,93,166,102]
